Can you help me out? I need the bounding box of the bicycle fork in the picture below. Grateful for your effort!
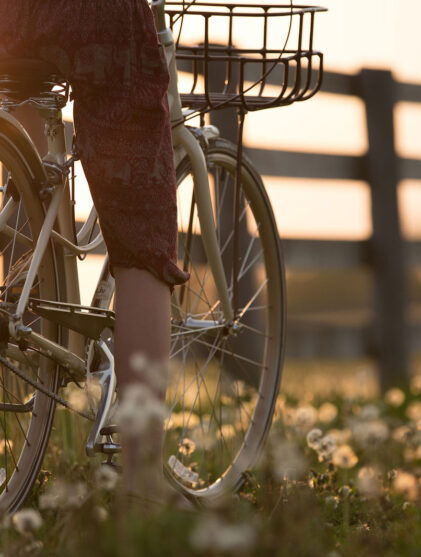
[161,23,235,326]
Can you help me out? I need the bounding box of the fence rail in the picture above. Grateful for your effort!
[16,63,421,388]
[204,65,421,388]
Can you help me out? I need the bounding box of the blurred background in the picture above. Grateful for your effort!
[174,0,421,398]
[18,0,421,399]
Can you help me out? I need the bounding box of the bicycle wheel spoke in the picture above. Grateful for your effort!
[166,140,284,499]
[0,155,60,511]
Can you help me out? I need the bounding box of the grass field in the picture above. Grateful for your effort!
[3,363,421,557]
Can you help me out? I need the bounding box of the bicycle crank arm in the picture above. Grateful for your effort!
[85,340,117,457]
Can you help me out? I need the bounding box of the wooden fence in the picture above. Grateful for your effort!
[15,65,421,388]
[205,66,421,389]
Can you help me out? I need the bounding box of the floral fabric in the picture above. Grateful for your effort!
[0,0,190,292]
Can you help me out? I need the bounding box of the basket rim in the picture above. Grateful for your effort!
[165,2,327,17]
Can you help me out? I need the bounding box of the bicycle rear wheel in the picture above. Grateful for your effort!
[0,135,62,513]
[164,137,286,503]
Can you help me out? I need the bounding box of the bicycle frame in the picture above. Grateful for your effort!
[0,0,233,377]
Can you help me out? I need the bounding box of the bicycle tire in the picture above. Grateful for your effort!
[0,132,64,513]
[164,136,286,504]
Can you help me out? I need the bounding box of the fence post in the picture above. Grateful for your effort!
[360,69,408,389]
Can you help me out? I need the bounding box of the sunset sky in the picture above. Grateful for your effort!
[64,0,421,302]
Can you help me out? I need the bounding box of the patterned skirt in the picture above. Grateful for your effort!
[0,0,190,292]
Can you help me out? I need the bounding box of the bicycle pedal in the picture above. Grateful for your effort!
[100,424,120,436]
[96,442,122,455]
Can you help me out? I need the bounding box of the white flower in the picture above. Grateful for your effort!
[272,438,307,481]
[68,388,89,412]
[359,404,380,420]
[339,485,352,498]
[357,466,381,497]
[384,388,405,407]
[12,509,43,535]
[93,506,109,523]
[306,428,323,450]
[318,402,338,423]
[392,426,412,443]
[393,470,418,501]
[189,515,257,552]
[129,352,166,392]
[294,405,318,430]
[116,383,167,436]
[406,401,421,422]
[332,445,358,469]
[316,434,337,461]
[351,419,389,446]
[39,480,88,510]
[94,465,119,491]
[178,438,196,456]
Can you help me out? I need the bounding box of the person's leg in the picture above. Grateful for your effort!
[114,266,172,500]
[114,266,171,390]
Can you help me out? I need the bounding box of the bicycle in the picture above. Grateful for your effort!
[0,1,325,512]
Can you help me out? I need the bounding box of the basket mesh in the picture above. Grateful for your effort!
[166,2,326,112]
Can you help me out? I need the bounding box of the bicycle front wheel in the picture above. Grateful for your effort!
[0,134,63,513]
[165,137,286,503]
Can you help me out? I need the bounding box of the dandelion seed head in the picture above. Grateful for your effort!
[178,438,196,456]
[116,383,167,436]
[352,419,389,446]
[306,428,323,450]
[68,388,88,412]
[393,470,418,501]
[294,405,318,431]
[332,445,358,469]
[316,434,337,462]
[384,388,405,407]
[357,466,381,497]
[129,352,166,392]
[189,515,257,552]
[359,404,380,421]
[93,506,109,522]
[407,401,421,422]
[39,480,88,510]
[94,465,119,491]
[392,425,412,443]
[12,509,43,535]
[318,402,338,423]
[190,426,215,450]
[339,485,352,498]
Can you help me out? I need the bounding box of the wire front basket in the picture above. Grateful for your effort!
[166,2,326,113]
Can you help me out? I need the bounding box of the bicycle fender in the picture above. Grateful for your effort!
[0,110,48,190]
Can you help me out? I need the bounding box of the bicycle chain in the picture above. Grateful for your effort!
[0,353,94,421]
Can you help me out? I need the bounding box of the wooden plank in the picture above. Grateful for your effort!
[246,148,366,180]
[397,82,421,104]
[360,69,408,388]
[282,239,369,268]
